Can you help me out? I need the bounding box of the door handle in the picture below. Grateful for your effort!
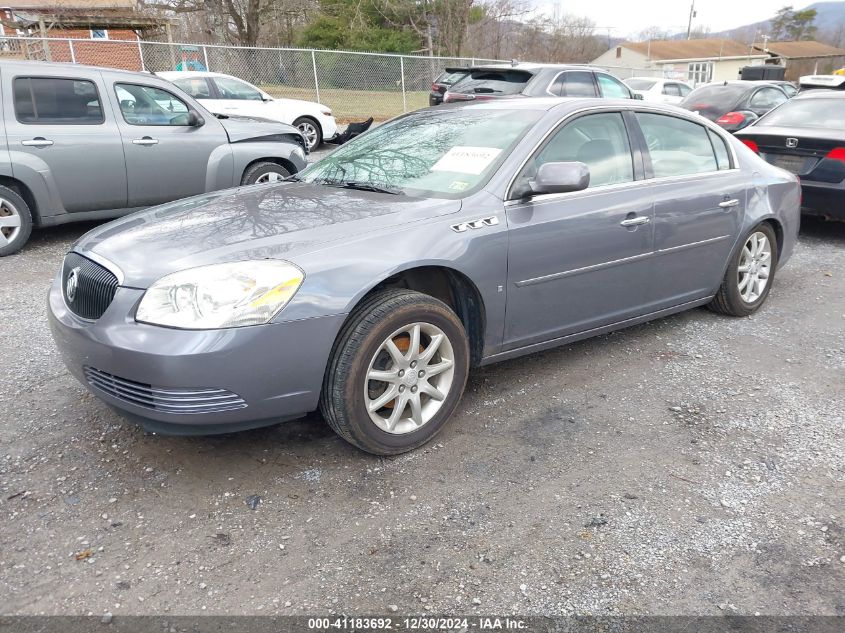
[21,138,53,147]
[719,198,740,208]
[132,137,159,146]
[620,216,651,227]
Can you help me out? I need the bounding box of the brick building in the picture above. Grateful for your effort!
[0,1,170,70]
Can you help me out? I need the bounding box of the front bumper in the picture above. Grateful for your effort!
[801,181,845,220]
[48,273,346,434]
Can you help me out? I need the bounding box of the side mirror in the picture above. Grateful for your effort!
[633,92,644,100]
[529,161,590,195]
[261,92,273,102]
[187,110,205,127]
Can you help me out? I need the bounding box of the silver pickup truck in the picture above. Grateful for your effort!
[0,60,308,255]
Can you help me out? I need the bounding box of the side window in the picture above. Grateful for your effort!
[636,113,718,177]
[115,83,190,126]
[551,71,596,97]
[518,112,634,189]
[679,84,692,97]
[708,129,732,170]
[173,77,211,99]
[662,83,682,97]
[212,77,264,101]
[597,74,631,99]
[13,77,104,124]
[749,87,787,110]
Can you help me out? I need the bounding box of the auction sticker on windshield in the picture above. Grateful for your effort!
[431,146,502,175]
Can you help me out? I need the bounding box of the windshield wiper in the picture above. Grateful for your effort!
[316,179,403,195]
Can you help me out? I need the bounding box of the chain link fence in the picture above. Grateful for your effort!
[0,36,504,122]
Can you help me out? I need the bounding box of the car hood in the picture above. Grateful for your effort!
[74,183,461,288]
[217,116,302,143]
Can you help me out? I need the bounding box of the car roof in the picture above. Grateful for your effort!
[468,63,601,73]
[1,59,155,79]
[792,89,845,99]
[157,71,233,80]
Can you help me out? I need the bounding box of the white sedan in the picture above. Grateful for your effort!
[159,71,338,150]
[623,77,693,104]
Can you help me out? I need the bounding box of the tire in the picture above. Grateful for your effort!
[0,185,33,257]
[293,116,322,150]
[320,289,470,455]
[240,161,291,186]
[709,223,779,317]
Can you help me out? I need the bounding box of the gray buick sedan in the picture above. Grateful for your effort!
[48,98,801,455]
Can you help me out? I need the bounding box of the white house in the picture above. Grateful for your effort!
[591,39,769,85]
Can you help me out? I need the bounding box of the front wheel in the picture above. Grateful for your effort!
[293,116,322,150]
[240,161,291,186]
[320,289,470,455]
[709,223,779,316]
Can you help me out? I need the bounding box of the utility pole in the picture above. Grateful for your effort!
[686,1,696,40]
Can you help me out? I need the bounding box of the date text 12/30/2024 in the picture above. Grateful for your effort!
[307,617,529,630]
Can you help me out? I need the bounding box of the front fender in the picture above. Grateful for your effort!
[229,141,307,182]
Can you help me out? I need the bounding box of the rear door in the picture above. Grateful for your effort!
[504,110,655,349]
[633,112,745,306]
[3,70,126,213]
[107,76,229,207]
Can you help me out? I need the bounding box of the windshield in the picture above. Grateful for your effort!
[757,98,845,129]
[625,79,657,90]
[299,108,542,198]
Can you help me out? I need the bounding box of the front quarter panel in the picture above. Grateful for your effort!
[229,141,307,183]
[272,190,508,358]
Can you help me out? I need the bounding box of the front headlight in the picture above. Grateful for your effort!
[136,260,304,329]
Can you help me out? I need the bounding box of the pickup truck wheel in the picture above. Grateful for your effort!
[709,223,778,317]
[320,289,470,455]
[240,162,291,186]
[0,186,33,257]
[293,117,322,150]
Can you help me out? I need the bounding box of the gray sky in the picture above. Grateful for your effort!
[531,0,798,38]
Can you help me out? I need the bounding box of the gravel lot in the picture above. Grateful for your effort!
[0,214,843,617]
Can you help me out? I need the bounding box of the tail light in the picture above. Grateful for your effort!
[740,139,759,153]
[825,147,845,162]
[431,83,440,91]
[716,111,746,126]
[443,92,473,103]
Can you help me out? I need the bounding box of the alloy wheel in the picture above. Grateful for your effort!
[0,197,22,248]
[737,231,772,303]
[364,322,455,435]
[296,121,319,149]
[255,171,286,184]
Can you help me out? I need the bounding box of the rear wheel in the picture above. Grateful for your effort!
[240,161,291,186]
[293,116,322,150]
[320,289,469,455]
[709,223,778,316]
[0,186,33,257]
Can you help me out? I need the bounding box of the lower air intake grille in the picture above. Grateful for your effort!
[84,367,247,415]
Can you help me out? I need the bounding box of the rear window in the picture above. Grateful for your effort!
[449,69,532,96]
[626,78,657,90]
[757,98,845,129]
[680,84,749,112]
[13,77,103,124]
[437,70,468,86]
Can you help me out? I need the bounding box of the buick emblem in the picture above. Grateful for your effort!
[786,138,798,148]
[66,267,80,303]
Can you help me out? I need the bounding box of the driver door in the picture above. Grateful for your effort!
[106,74,228,207]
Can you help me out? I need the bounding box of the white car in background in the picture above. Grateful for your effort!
[623,77,693,104]
[158,71,338,150]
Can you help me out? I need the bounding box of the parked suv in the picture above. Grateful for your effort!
[0,61,308,256]
[443,63,638,103]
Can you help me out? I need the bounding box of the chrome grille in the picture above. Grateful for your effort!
[62,253,119,320]
[84,367,247,415]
